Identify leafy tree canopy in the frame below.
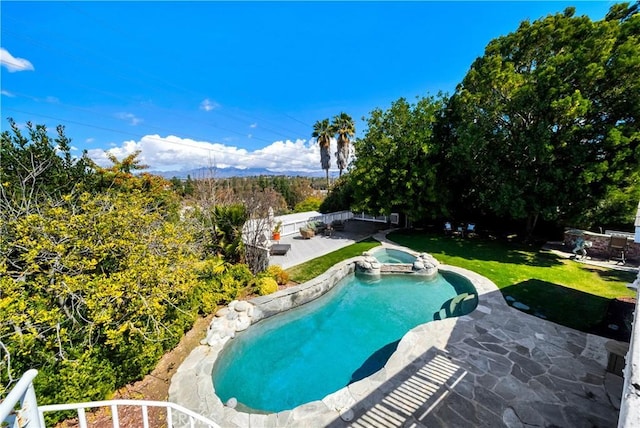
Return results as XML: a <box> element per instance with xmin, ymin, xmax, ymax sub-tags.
<box><xmin>1</xmin><ymin>118</ymin><xmax>94</xmax><ymax>209</ymax></box>
<box><xmin>443</xmin><ymin>3</ymin><xmax>639</xmax><ymax>233</ymax></box>
<box><xmin>349</xmin><ymin>95</ymin><xmax>447</xmax><ymax>221</ymax></box>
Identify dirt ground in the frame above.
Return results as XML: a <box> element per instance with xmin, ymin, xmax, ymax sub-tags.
<box><xmin>57</xmin><ymin>314</ymin><xmax>214</xmax><ymax>428</ymax></box>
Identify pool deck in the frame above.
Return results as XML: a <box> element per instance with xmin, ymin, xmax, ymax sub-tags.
<box><xmin>171</xmin><ymin>227</ymin><xmax>631</xmax><ymax>427</ymax></box>
<box><xmin>267</xmin><ymin>221</ymin><xmax>382</xmax><ymax>269</ymax></box>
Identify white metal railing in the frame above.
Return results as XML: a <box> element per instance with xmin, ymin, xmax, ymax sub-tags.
<box><xmin>352</xmin><ymin>212</ymin><xmax>389</xmax><ymax>223</ymax></box>
<box><xmin>39</xmin><ymin>399</ymin><xmax>220</xmax><ymax>428</ymax></box>
<box><xmin>0</xmin><ymin>369</ymin><xmax>39</xmax><ymax>427</ymax></box>
<box><xmin>618</xmin><ymin>271</ymin><xmax>640</xmax><ymax>428</ymax></box>
<box><xmin>1</xmin><ymin>370</ymin><xmax>220</xmax><ymax>428</ymax></box>
<box><xmin>308</xmin><ymin>210</ymin><xmax>354</xmax><ymax>227</ymax></box>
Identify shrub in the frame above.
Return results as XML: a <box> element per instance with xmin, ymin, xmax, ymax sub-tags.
<box><xmin>267</xmin><ymin>265</ymin><xmax>289</xmax><ymax>285</ymax></box>
<box><xmin>0</xmin><ymin>191</ymin><xmax>203</xmax><ymax>415</ymax></box>
<box><xmin>255</xmin><ymin>277</ymin><xmax>278</xmax><ymax>296</ymax></box>
<box><xmin>194</xmin><ymin>258</ymin><xmax>254</xmax><ymax>309</ymax></box>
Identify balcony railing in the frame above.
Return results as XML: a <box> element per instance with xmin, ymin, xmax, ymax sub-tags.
<box><xmin>1</xmin><ymin>369</ymin><xmax>220</xmax><ymax>428</ymax></box>
<box><xmin>618</xmin><ymin>272</ymin><xmax>640</xmax><ymax>428</ymax></box>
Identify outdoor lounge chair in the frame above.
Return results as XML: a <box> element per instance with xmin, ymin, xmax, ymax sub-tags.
<box><xmin>306</xmin><ymin>221</ymin><xmax>327</xmax><ymax>234</ymax></box>
<box><xmin>609</xmin><ymin>235</ymin><xmax>629</xmax><ymax>264</ymax></box>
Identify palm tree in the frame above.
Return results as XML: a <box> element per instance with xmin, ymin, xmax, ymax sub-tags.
<box><xmin>312</xmin><ymin>118</ymin><xmax>333</xmax><ymax>187</ymax></box>
<box><xmin>332</xmin><ymin>113</ymin><xmax>355</xmax><ymax>177</ymax></box>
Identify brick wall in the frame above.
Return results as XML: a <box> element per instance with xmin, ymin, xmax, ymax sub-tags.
<box><xmin>563</xmin><ymin>229</ymin><xmax>640</xmax><ymax>261</ymax></box>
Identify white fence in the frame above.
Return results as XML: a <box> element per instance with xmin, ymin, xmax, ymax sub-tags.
<box><xmin>308</xmin><ymin>211</ymin><xmax>354</xmax><ymax>226</ymax></box>
<box><xmin>277</xmin><ymin>210</ymin><xmax>394</xmax><ymax>236</ymax></box>
<box><xmin>280</xmin><ymin>218</ymin><xmax>318</xmax><ymax>237</ymax></box>
<box><xmin>278</xmin><ymin>211</ymin><xmax>354</xmax><ymax>237</ymax></box>
<box><xmin>1</xmin><ymin>369</ymin><xmax>220</xmax><ymax>428</ymax></box>
<box><xmin>352</xmin><ymin>212</ymin><xmax>391</xmax><ymax>223</ymax></box>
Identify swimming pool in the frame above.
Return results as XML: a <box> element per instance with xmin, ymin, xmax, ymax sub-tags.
<box><xmin>370</xmin><ymin>247</ymin><xmax>417</xmax><ymax>263</ymax></box>
<box><xmin>212</xmin><ymin>270</ymin><xmax>477</xmax><ymax>413</ymax></box>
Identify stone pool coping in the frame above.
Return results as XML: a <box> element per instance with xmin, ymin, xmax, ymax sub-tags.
<box><xmin>168</xmin><ymin>244</ymin><xmax>494</xmax><ymax>427</ymax></box>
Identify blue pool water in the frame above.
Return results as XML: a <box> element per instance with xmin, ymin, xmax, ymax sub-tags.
<box><xmin>212</xmin><ymin>270</ymin><xmax>476</xmax><ymax>413</ymax></box>
<box><xmin>371</xmin><ymin>247</ymin><xmax>417</xmax><ymax>263</ymax></box>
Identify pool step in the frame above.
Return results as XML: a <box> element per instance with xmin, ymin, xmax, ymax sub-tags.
<box><xmin>380</xmin><ymin>264</ymin><xmax>414</xmax><ymax>273</ymax></box>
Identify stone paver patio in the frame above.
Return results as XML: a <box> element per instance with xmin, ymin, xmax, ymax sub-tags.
<box><xmin>170</xmin><ymin>236</ymin><xmax>624</xmax><ymax>428</ymax></box>
<box><xmin>325</xmin><ymin>265</ymin><xmax>621</xmax><ymax>427</ymax></box>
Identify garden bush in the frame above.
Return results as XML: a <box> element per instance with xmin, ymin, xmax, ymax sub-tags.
<box><xmin>267</xmin><ymin>264</ymin><xmax>290</xmax><ymax>285</ymax></box>
<box><xmin>0</xmin><ymin>191</ymin><xmax>204</xmax><ymax>414</ymax></box>
<box><xmin>255</xmin><ymin>276</ymin><xmax>278</xmax><ymax>296</ymax></box>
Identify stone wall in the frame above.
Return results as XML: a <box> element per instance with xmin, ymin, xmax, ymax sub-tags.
<box><xmin>250</xmin><ymin>261</ymin><xmax>355</xmax><ymax>322</ymax></box>
<box><xmin>563</xmin><ymin>229</ymin><xmax>640</xmax><ymax>261</ymax></box>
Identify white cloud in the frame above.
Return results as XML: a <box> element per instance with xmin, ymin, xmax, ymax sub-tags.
<box><xmin>87</xmin><ymin>134</ymin><xmax>329</xmax><ymax>173</ymax></box>
<box><xmin>115</xmin><ymin>112</ymin><xmax>143</xmax><ymax>126</ymax></box>
<box><xmin>250</xmin><ymin>123</ymin><xmax>258</xmax><ymax>128</ymax></box>
<box><xmin>200</xmin><ymin>98</ymin><xmax>219</xmax><ymax>112</ymax></box>
<box><xmin>1</xmin><ymin>90</ymin><xmax>15</xmax><ymax>97</ymax></box>
<box><xmin>0</xmin><ymin>48</ymin><xmax>34</xmax><ymax>72</ymax></box>
<box><xmin>85</xmin><ymin>138</ymin><xmax>95</xmax><ymax>143</ymax></box>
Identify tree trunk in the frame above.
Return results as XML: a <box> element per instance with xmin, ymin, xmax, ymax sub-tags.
<box><xmin>525</xmin><ymin>212</ymin><xmax>539</xmax><ymax>242</ymax></box>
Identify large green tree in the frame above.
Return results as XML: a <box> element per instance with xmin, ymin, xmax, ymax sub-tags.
<box><xmin>332</xmin><ymin>112</ymin><xmax>355</xmax><ymax>177</ymax></box>
<box><xmin>349</xmin><ymin>95</ymin><xmax>447</xmax><ymax>222</ymax></box>
<box><xmin>312</xmin><ymin>118</ymin><xmax>333</xmax><ymax>187</ymax></box>
<box><xmin>445</xmin><ymin>4</ymin><xmax>640</xmax><ymax>234</ymax></box>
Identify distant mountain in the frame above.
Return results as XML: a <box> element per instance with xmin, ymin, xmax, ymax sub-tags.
<box><xmin>149</xmin><ymin>166</ymin><xmax>328</xmax><ymax>179</ymax></box>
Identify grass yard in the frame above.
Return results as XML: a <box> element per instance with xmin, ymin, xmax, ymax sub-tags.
<box><xmin>287</xmin><ymin>238</ymin><xmax>380</xmax><ymax>283</ymax></box>
<box><xmin>285</xmin><ymin>230</ymin><xmax>636</xmax><ymax>338</ymax></box>
<box><xmin>388</xmin><ymin>230</ymin><xmax>636</xmax><ymax>337</ymax></box>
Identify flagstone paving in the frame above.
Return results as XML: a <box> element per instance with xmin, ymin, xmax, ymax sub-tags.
<box><xmin>322</xmin><ymin>265</ymin><xmax>622</xmax><ymax>427</ymax></box>
<box><xmin>171</xmin><ymin>231</ymin><xmax>625</xmax><ymax>428</ymax></box>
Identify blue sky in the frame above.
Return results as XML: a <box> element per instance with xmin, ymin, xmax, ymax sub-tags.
<box><xmin>1</xmin><ymin>1</ymin><xmax>614</xmax><ymax>174</ymax></box>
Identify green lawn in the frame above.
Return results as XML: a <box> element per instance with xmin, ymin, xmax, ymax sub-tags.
<box><xmin>285</xmin><ymin>231</ymin><xmax>636</xmax><ymax>337</ymax></box>
<box><xmin>287</xmin><ymin>238</ymin><xmax>380</xmax><ymax>283</ymax></box>
<box><xmin>388</xmin><ymin>230</ymin><xmax>636</xmax><ymax>336</ymax></box>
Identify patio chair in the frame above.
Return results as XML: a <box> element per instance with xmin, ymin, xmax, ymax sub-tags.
<box><xmin>609</xmin><ymin>235</ymin><xmax>629</xmax><ymax>264</ymax></box>
<box><xmin>331</xmin><ymin>220</ymin><xmax>345</xmax><ymax>231</ymax></box>
<box><xmin>466</xmin><ymin>223</ymin><xmax>477</xmax><ymax>238</ymax></box>
<box><xmin>444</xmin><ymin>222</ymin><xmax>453</xmax><ymax>235</ymax></box>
